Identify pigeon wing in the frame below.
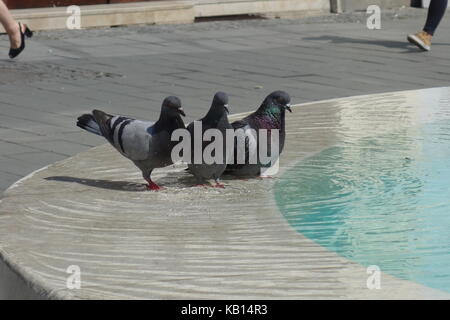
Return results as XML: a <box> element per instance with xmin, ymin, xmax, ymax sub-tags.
<box><xmin>91</xmin><ymin>110</ymin><xmax>155</xmax><ymax>160</ymax></box>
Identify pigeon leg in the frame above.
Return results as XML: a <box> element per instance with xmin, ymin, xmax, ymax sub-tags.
<box><xmin>143</xmin><ymin>172</ymin><xmax>161</xmax><ymax>191</ymax></box>
<box><xmin>213</xmin><ymin>177</ymin><xmax>225</xmax><ymax>188</ymax></box>
<box><xmin>193</xmin><ymin>177</ymin><xmax>208</xmax><ymax>188</ymax></box>
<box><xmin>146</xmin><ymin>180</ymin><xmax>161</xmax><ymax>191</ymax></box>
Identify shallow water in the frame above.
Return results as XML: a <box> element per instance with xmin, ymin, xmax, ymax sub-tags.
<box><xmin>275</xmin><ymin>100</ymin><xmax>450</xmax><ymax>293</ymax></box>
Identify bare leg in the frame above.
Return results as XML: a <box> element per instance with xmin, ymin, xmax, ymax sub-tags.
<box><xmin>0</xmin><ymin>1</ymin><xmax>22</xmax><ymax>49</ymax></box>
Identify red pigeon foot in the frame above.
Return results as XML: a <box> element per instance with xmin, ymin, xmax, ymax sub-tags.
<box><xmin>147</xmin><ymin>182</ymin><xmax>162</xmax><ymax>191</ymax></box>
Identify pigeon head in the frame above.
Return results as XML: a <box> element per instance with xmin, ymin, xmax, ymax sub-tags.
<box><xmin>264</xmin><ymin>91</ymin><xmax>292</xmax><ymax>113</ymax></box>
<box><xmin>204</xmin><ymin>91</ymin><xmax>230</xmax><ymax>123</ymax></box>
<box><xmin>211</xmin><ymin>91</ymin><xmax>230</xmax><ymax>114</ymax></box>
<box><xmin>162</xmin><ymin>96</ymin><xmax>185</xmax><ymax>117</ymax></box>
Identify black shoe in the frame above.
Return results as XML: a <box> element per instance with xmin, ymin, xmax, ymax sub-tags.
<box><xmin>9</xmin><ymin>22</ymin><xmax>33</xmax><ymax>59</ymax></box>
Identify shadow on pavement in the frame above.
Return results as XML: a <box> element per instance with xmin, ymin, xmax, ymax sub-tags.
<box><xmin>303</xmin><ymin>35</ymin><xmax>423</xmax><ymax>53</ymax></box>
<box><xmin>45</xmin><ymin>171</ymin><xmax>201</xmax><ymax>191</ymax></box>
<box><xmin>45</xmin><ymin>176</ymin><xmax>148</xmax><ymax>192</ymax></box>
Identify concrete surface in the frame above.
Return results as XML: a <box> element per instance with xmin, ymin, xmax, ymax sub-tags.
<box><xmin>1</xmin><ymin>1</ymin><xmax>195</xmax><ymax>32</ymax></box>
<box><xmin>1</xmin><ymin>7</ymin><xmax>450</xmax><ymax>194</ymax></box>
<box><xmin>332</xmin><ymin>0</ymin><xmax>410</xmax><ymax>13</ymax></box>
<box><xmin>0</xmin><ymin>0</ymin><xmax>331</xmax><ymax>32</ymax></box>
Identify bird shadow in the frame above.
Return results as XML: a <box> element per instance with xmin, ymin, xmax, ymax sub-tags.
<box><xmin>45</xmin><ymin>176</ymin><xmax>149</xmax><ymax>192</ymax></box>
<box><xmin>45</xmin><ymin>172</ymin><xmax>203</xmax><ymax>192</ymax></box>
<box><xmin>45</xmin><ymin>168</ymin><xmax>265</xmax><ymax>192</ymax></box>
<box><xmin>303</xmin><ymin>35</ymin><xmax>423</xmax><ymax>53</ymax></box>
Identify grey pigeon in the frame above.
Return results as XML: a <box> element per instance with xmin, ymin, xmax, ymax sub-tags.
<box><xmin>225</xmin><ymin>90</ymin><xmax>291</xmax><ymax>176</ymax></box>
<box><xmin>186</xmin><ymin>92</ymin><xmax>232</xmax><ymax>187</ymax></box>
<box><xmin>76</xmin><ymin>96</ymin><xmax>186</xmax><ymax>190</ymax></box>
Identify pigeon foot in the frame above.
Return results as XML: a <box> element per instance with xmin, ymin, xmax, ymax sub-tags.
<box><xmin>147</xmin><ymin>182</ymin><xmax>162</xmax><ymax>191</ymax></box>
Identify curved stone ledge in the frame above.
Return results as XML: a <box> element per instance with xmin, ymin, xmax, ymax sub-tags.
<box><xmin>1</xmin><ymin>89</ymin><xmax>450</xmax><ymax>299</ymax></box>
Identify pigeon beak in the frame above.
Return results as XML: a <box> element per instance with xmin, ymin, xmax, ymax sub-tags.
<box><xmin>224</xmin><ymin>104</ymin><xmax>230</xmax><ymax>114</ymax></box>
<box><xmin>178</xmin><ymin>107</ymin><xmax>186</xmax><ymax>117</ymax></box>
<box><xmin>285</xmin><ymin>104</ymin><xmax>292</xmax><ymax>113</ymax></box>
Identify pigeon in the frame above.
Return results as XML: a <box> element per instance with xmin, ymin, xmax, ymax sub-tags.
<box><xmin>76</xmin><ymin>96</ymin><xmax>186</xmax><ymax>190</ymax></box>
<box><xmin>186</xmin><ymin>92</ymin><xmax>232</xmax><ymax>187</ymax></box>
<box><xmin>225</xmin><ymin>90</ymin><xmax>291</xmax><ymax>176</ymax></box>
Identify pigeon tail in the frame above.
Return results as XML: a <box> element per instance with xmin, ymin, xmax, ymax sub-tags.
<box><xmin>92</xmin><ymin>109</ymin><xmax>115</xmax><ymax>143</ymax></box>
<box><xmin>77</xmin><ymin>114</ymin><xmax>102</xmax><ymax>136</ymax></box>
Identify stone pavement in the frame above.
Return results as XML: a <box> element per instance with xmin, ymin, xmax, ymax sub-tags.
<box><xmin>1</xmin><ymin>7</ymin><xmax>450</xmax><ymax>193</ymax></box>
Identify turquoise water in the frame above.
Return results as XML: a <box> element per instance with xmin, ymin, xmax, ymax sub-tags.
<box><xmin>275</xmin><ymin>120</ymin><xmax>450</xmax><ymax>293</ymax></box>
